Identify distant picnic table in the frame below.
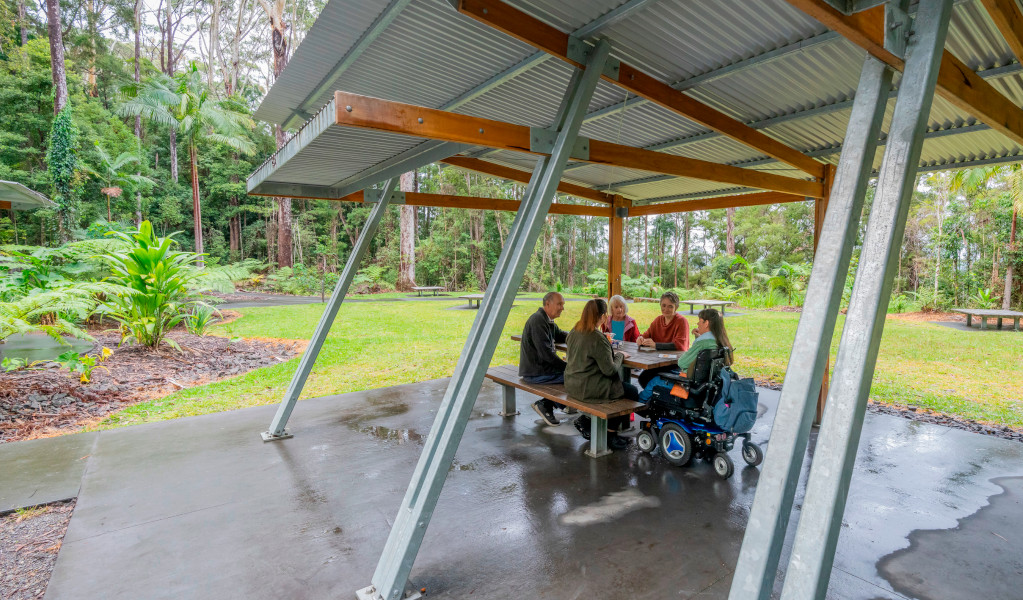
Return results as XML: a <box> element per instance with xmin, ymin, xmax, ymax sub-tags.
<box><xmin>412</xmin><ymin>286</ymin><xmax>445</xmax><ymax>296</ymax></box>
<box><xmin>460</xmin><ymin>293</ymin><xmax>484</xmax><ymax>308</ymax></box>
<box><xmin>681</xmin><ymin>299</ymin><xmax>736</xmax><ymax>316</ymax></box>
<box><xmin>952</xmin><ymin>308</ymin><xmax>1023</xmax><ymax>331</ymax></box>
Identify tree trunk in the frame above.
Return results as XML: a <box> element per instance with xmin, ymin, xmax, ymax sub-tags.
<box><xmin>19</xmin><ymin>0</ymin><xmax>27</xmax><ymax>46</ymax></box>
<box><xmin>268</xmin><ymin>7</ymin><xmax>292</xmax><ymax>268</ymax></box>
<box><xmin>567</xmin><ymin>227</ymin><xmax>576</xmax><ymax>289</ymax></box>
<box><xmin>470</xmin><ymin>211</ymin><xmax>486</xmax><ymax>290</ymax></box>
<box><xmin>47</xmin><ymin>0</ymin><xmax>68</xmax><ymax>114</ymax></box>
<box><xmin>396</xmin><ymin>170</ymin><xmax>417</xmax><ymax>290</ymax></box>
<box><xmin>624</xmin><ymin>218</ymin><xmax>630</xmax><ymax>277</ymax></box>
<box><xmin>190</xmin><ymin>144</ymin><xmax>205</xmax><ymax>264</ymax></box>
<box><xmin>683</xmin><ymin>213</ymin><xmax>690</xmax><ymax>288</ymax></box>
<box><xmin>134</xmin><ymin>1</ymin><xmax>143</xmax><ymax>225</ymax></box>
<box><xmin>266</xmin><ymin>199</ymin><xmax>277</xmax><ymax>266</ymax></box>
<box><xmin>208</xmin><ymin>0</ymin><xmax>222</xmax><ymax>89</ymax></box>
<box><xmin>726</xmin><ymin>207</ymin><xmax>736</xmax><ymax>255</ymax></box>
<box><xmin>643</xmin><ymin>216</ymin><xmax>649</xmax><ymax>277</ymax></box>
<box><xmin>229</xmin><ymin>154</ymin><xmax>241</xmax><ymax>257</ymax></box>
<box><xmin>86</xmin><ymin>0</ymin><xmax>98</xmax><ymax>97</ymax></box>
<box><xmin>1005</xmin><ymin>208</ymin><xmax>1017</xmax><ymax>309</ymax></box>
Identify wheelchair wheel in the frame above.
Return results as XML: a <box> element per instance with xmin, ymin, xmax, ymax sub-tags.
<box><xmin>637</xmin><ymin>429</ymin><xmax>657</xmax><ymax>453</ymax></box>
<box><xmin>659</xmin><ymin>423</ymin><xmax>692</xmax><ymax>466</ymax></box>
<box><xmin>713</xmin><ymin>453</ymin><xmax>734</xmax><ymax>479</ymax></box>
<box><xmin>742</xmin><ymin>442</ymin><xmax>763</xmax><ymax>467</ymax></box>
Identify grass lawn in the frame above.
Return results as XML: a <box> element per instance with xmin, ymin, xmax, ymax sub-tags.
<box><xmin>96</xmin><ymin>301</ymin><xmax>1023</xmax><ymax>430</ymax></box>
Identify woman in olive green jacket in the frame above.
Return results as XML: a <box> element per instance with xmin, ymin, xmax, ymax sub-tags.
<box><xmin>565</xmin><ymin>299</ymin><xmax>640</xmax><ymax>448</ymax></box>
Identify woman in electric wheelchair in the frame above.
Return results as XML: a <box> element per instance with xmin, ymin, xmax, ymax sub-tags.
<box><xmin>636</xmin><ymin>308</ymin><xmax>763</xmax><ymax>479</ymax></box>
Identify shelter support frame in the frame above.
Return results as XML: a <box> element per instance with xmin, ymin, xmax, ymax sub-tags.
<box><xmin>730</xmin><ymin>1</ymin><xmax>950</xmax><ymax>597</ymax></box>
<box><xmin>356</xmin><ymin>39</ymin><xmax>612</xmax><ymax>600</ymax></box>
<box><xmin>261</xmin><ymin>180</ymin><xmax>399</xmax><ymax>441</ymax></box>
<box><xmin>727</xmin><ymin>33</ymin><xmax>898</xmax><ymax>600</ymax></box>
<box><xmin>779</xmin><ymin>0</ymin><xmax>953</xmax><ymax>597</ymax></box>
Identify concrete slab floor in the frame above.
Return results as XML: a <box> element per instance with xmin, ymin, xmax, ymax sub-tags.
<box><xmin>1</xmin><ymin>432</ymin><xmax>98</xmax><ymax>512</ymax></box>
<box><xmin>1</xmin><ymin>378</ymin><xmax>1018</xmax><ymax>599</ymax></box>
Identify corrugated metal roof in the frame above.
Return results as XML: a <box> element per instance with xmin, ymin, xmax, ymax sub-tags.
<box><xmin>249</xmin><ymin>0</ymin><xmax>1023</xmax><ymax>204</ymax></box>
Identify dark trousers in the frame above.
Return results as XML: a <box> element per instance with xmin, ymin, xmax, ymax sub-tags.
<box><xmin>523</xmin><ymin>373</ymin><xmax>565</xmax><ymax>411</ymax></box>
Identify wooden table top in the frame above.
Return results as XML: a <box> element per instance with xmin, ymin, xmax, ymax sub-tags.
<box><xmin>952</xmin><ymin>308</ymin><xmax>1023</xmax><ymax>317</ymax></box>
<box><xmin>510</xmin><ymin>335</ymin><xmax>678</xmax><ymax>370</ymax></box>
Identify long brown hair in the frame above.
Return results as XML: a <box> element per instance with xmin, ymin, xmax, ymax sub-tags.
<box><xmin>699</xmin><ymin>308</ymin><xmax>733</xmax><ymax>365</ymax></box>
<box><xmin>574</xmin><ymin>298</ymin><xmax>608</xmax><ymax>333</ymax></box>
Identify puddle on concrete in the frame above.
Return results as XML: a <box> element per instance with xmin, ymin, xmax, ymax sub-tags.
<box><xmin>357</xmin><ymin>425</ymin><xmax>423</xmax><ymax>445</ymax></box>
<box><xmin>877</xmin><ymin>476</ymin><xmax>1023</xmax><ymax>600</ymax></box>
<box><xmin>559</xmin><ymin>488</ymin><xmax>661</xmax><ymax>526</ymax></box>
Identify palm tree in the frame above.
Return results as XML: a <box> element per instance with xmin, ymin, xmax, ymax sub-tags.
<box><xmin>87</xmin><ymin>143</ymin><xmax>153</xmax><ymax>222</ymax></box>
<box><xmin>118</xmin><ymin>63</ymin><xmax>254</xmax><ymax>264</ymax></box>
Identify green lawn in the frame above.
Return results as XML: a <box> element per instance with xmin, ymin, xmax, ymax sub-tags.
<box><xmin>95</xmin><ymin>301</ymin><xmax>1023</xmax><ymax>430</ymax></box>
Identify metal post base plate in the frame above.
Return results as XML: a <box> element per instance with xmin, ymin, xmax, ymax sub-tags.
<box><xmin>498</xmin><ymin>410</ymin><xmax>520</xmax><ymax>417</ymax></box>
<box><xmin>356</xmin><ymin>585</ymin><xmax>423</xmax><ymax>600</ymax></box>
<box><xmin>584</xmin><ymin>447</ymin><xmax>613</xmax><ymax>459</ymax></box>
<box><xmin>260</xmin><ymin>430</ymin><xmax>293</xmax><ymax>442</ymax></box>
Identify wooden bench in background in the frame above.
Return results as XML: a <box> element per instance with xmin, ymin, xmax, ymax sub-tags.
<box><xmin>485</xmin><ymin>365</ymin><xmax>642</xmax><ymax>458</ymax></box>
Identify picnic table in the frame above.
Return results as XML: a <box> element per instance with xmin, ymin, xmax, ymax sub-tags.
<box><xmin>412</xmin><ymin>286</ymin><xmax>445</xmax><ymax>296</ymax></box>
<box><xmin>510</xmin><ymin>335</ymin><xmax>678</xmax><ymax>380</ymax></box>
<box><xmin>681</xmin><ymin>299</ymin><xmax>736</xmax><ymax>316</ymax></box>
<box><xmin>952</xmin><ymin>308</ymin><xmax>1023</xmax><ymax>331</ymax></box>
<box><xmin>460</xmin><ymin>293</ymin><xmax>484</xmax><ymax>308</ymax></box>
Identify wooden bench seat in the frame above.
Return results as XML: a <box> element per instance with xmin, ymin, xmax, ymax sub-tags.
<box><xmin>485</xmin><ymin>365</ymin><xmax>642</xmax><ymax>458</ymax></box>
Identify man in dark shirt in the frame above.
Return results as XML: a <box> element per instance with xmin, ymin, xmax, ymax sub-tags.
<box><xmin>519</xmin><ymin>291</ymin><xmax>568</xmax><ymax>426</ymax></box>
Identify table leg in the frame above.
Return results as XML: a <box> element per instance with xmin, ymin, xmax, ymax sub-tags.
<box><xmin>1015</xmin><ymin>318</ymin><xmax>1020</xmax><ymax>332</ymax></box>
<box><xmin>997</xmin><ymin>317</ymin><xmax>1003</xmax><ymax>330</ymax></box>
<box><xmin>499</xmin><ymin>385</ymin><xmax>519</xmax><ymax>416</ymax></box>
<box><xmin>981</xmin><ymin>317</ymin><xmax>988</xmax><ymax>330</ymax></box>
<box><xmin>585</xmin><ymin>416</ymin><xmax>611</xmax><ymax>458</ymax></box>
<box><xmin>690</xmin><ymin>304</ymin><xmax>695</xmax><ymax>315</ymax></box>
<box><xmin>966</xmin><ymin>314</ymin><xmax>972</xmax><ymax>328</ymax></box>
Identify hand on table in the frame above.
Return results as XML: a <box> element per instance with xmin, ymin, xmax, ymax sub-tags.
<box><xmin>636</xmin><ymin>337</ymin><xmax>656</xmax><ymax>348</ymax></box>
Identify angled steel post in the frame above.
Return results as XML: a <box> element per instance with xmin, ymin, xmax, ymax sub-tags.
<box><xmin>357</xmin><ymin>40</ymin><xmax>611</xmax><ymax>600</ymax></box>
<box><xmin>779</xmin><ymin>2</ymin><xmax>953</xmax><ymax>597</ymax></box>
<box><xmin>261</xmin><ymin>179</ymin><xmax>399</xmax><ymax>441</ymax></box>
<box><xmin>728</xmin><ymin>57</ymin><xmax>895</xmax><ymax>600</ymax></box>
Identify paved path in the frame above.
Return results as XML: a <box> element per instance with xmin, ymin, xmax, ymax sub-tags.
<box><xmin>3</xmin><ymin>380</ymin><xmax>1021</xmax><ymax>599</ymax></box>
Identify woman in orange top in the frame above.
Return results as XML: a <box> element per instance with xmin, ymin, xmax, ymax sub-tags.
<box><xmin>635</xmin><ymin>291</ymin><xmax>691</xmax><ymax>388</ymax></box>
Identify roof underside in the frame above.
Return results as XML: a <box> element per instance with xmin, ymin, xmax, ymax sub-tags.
<box><xmin>248</xmin><ymin>0</ymin><xmax>1023</xmax><ymax>206</ymax></box>
<box><xmin>0</xmin><ymin>181</ymin><xmax>55</xmax><ymax>210</ymax></box>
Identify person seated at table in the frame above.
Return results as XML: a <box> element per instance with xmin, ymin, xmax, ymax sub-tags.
<box><xmin>600</xmin><ymin>294</ymin><xmax>638</xmax><ymax>343</ymax></box>
<box><xmin>519</xmin><ymin>291</ymin><xmax>569</xmax><ymax>426</ymax></box>
<box><xmin>635</xmin><ymin>291</ymin><xmax>691</xmax><ymax>389</ymax></box>
<box><xmin>639</xmin><ymin>308</ymin><xmax>733</xmax><ymax>402</ymax></box>
<box><xmin>565</xmin><ymin>298</ymin><xmax>639</xmax><ymax>450</ymax></box>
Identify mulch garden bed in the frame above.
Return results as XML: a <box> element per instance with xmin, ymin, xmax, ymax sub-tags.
<box><xmin>0</xmin><ymin>500</ymin><xmax>75</xmax><ymax>600</ymax></box>
<box><xmin>0</xmin><ymin>330</ymin><xmax>302</xmax><ymax>444</ymax></box>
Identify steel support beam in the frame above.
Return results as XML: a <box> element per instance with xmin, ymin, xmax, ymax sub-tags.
<box><xmin>260</xmin><ymin>180</ymin><xmax>399</xmax><ymax>441</ymax></box>
<box><xmin>356</xmin><ymin>40</ymin><xmax>611</xmax><ymax>600</ymax></box>
<box><xmin>727</xmin><ymin>55</ymin><xmax>895</xmax><ymax>600</ymax></box>
<box><xmin>779</xmin><ymin>2</ymin><xmax>951</xmax><ymax>598</ymax></box>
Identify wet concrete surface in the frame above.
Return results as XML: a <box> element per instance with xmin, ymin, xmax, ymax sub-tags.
<box><xmin>2</xmin><ymin>378</ymin><xmax>1020</xmax><ymax>599</ymax></box>
<box><xmin>1</xmin><ymin>432</ymin><xmax>97</xmax><ymax>512</ymax></box>
<box><xmin>0</xmin><ymin>333</ymin><xmax>94</xmax><ymax>362</ymax></box>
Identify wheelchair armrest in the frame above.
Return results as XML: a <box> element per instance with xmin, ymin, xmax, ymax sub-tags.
<box><xmin>660</xmin><ymin>372</ymin><xmax>688</xmax><ymax>384</ymax></box>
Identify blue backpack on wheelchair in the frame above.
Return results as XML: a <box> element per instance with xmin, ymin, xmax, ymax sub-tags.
<box><xmin>713</xmin><ymin>367</ymin><xmax>759</xmax><ymax>434</ymax></box>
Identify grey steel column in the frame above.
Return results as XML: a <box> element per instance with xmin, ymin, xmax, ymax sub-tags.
<box><xmin>261</xmin><ymin>180</ymin><xmax>398</xmax><ymax>441</ymax></box>
<box><xmin>356</xmin><ymin>40</ymin><xmax>611</xmax><ymax>600</ymax></box>
<box><xmin>728</xmin><ymin>58</ymin><xmax>895</xmax><ymax>600</ymax></box>
<box><xmin>779</xmin><ymin>2</ymin><xmax>952</xmax><ymax>598</ymax></box>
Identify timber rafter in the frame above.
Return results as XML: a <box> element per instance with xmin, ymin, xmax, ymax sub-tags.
<box><xmin>334</xmin><ymin>91</ymin><xmax>826</xmax><ymax>198</ymax></box>
<box><xmin>453</xmin><ymin>0</ymin><xmax>826</xmax><ymax>180</ymax></box>
<box><xmin>786</xmin><ymin>0</ymin><xmax>1023</xmax><ymax>147</ymax></box>
<box><xmin>440</xmin><ymin>156</ymin><xmax>616</xmax><ymax>204</ymax></box>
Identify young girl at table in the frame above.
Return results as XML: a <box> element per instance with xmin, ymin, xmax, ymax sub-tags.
<box><xmin>634</xmin><ymin>291</ymin><xmax>691</xmax><ymax>389</ymax></box>
<box><xmin>565</xmin><ymin>298</ymin><xmax>639</xmax><ymax>450</ymax></box>
<box><xmin>600</xmin><ymin>294</ymin><xmax>639</xmax><ymax>343</ymax></box>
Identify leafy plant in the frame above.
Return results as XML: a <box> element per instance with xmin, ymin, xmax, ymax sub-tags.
<box><xmin>0</xmin><ymin>282</ymin><xmax>130</xmax><ymax>343</ymax></box>
<box><xmin>185</xmin><ymin>303</ymin><xmax>221</xmax><ymax>336</ymax></box>
<box><xmin>2</xmin><ymin>357</ymin><xmax>28</xmax><ymax>372</ymax></box>
<box><xmin>767</xmin><ymin>261</ymin><xmax>810</xmax><ymax>306</ymax></box>
<box><xmin>585</xmin><ymin>268</ymin><xmax>608</xmax><ymax>296</ymax></box>
<box><xmin>100</xmin><ymin>221</ymin><xmax>203</xmax><ymax>349</ymax></box>
<box><xmin>970</xmin><ymin>288</ymin><xmax>998</xmax><ymax>309</ymax></box>
<box><xmin>56</xmin><ymin>350</ymin><xmax>109</xmax><ymax>383</ymax></box>
<box><xmin>888</xmin><ymin>293</ymin><xmax>911</xmax><ymax>314</ymax></box>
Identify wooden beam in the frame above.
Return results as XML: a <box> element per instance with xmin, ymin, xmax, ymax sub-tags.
<box><xmin>608</xmin><ymin>195</ymin><xmax>625</xmax><ymax>297</ymax></box>
<box><xmin>980</xmin><ymin>0</ymin><xmax>1023</xmax><ymax>63</ymax></box>
<box><xmin>454</xmin><ymin>0</ymin><xmax>826</xmax><ymax>179</ymax></box>
<box><xmin>0</xmin><ymin>201</ymin><xmax>10</xmax><ymax>210</ymax></box>
<box><xmin>261</xmin><ymin>188</ymin><xmax>609</xmax><ymax>216</ymax></box>
<box><xmin>440</xmin><ymin>156</ymin><xmax>613</xmax><ymax>203</ymax></box>
<box><xmin>813</xmin><ymin>163</ymin><xmax>835</xmax><ymax>426</ymax></box>
<box><xmin>626</xmin><ymin>191</ymin><xmax>805</xmax><ymax>216</ymax></box>
<box><xmin>786</xmin><ymin>0</ymin><xmax>1023</xmax><ymax>147</ymax></box>
<box><xmin>335</xmin><ymin>91</ymin><xmax>826</xmax><ymax>198</ymax></box>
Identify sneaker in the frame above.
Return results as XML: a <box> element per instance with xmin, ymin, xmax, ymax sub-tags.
<box><xmin>574</xmin><ymin>414</ymin><xmax>591</xmax><ymax>439</ymax></box>
<box><xmin>532</xmin><ymin>401</ymin><xmax>559</xmax><ymax>426</ymax></box>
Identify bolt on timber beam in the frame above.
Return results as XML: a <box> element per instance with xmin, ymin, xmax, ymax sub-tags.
<box><xmin>260</xmin><ymin>179</ymin><xmax>399</xmax><ymax>441</ymax></box>
<box><xmin>727</xmin><ymin>52</ymin><xmax>895</xmax><ymax>600</ymax></box>
<box><xmin>779</xmin><ymin>1</ymin><xmax>952</xmax><ymax>597</ymax></box>
<box><xmin>355</xmin><ymin>40</ymin><xmax>612</xmax><ymax>600</ymax></box>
